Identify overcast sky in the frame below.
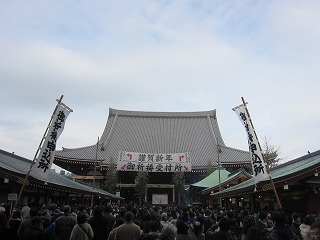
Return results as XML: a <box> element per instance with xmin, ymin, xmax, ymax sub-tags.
<box><xmin>1</xmin><ymin>1</ymin><xmax>319</xmax><ymax>172</ymax></box>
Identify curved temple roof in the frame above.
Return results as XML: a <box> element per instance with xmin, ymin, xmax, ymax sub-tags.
<box><xmin>212</xmin><ymin>150</ymin><xmax>320</xmax><ymax>198</ymax></box>
<box><xmin>55</xmin><ymin>108</ymin><xmax>251</xmax><ymax>169</ymax></box>
<box><xmin>0</xmin><ymin>149</ymin><xmax>123</xmax><ymax>200</ymax></box>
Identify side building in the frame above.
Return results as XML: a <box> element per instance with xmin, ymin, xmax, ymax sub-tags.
<box><xmin>54</xmin><ymin>108</ymin><xmax>251</xmax><ymax>205</ymax></box>
<box><xmin>0</xmin><ymin>149</ymin><xmax>123</xmax><ymax>209</ymax></box>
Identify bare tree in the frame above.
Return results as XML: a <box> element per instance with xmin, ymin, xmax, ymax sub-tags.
<box><xmin>262</xmin><ymin>135</ymin><xmax>281</xmax><ymax>168</ymax></box>
<box><xmin>134</xmin><ymin>171</ymin><xmax>149</xmax><ymax>206</ymax></box>
<box><xmin>101</xmin><ymin>157</ymin><xmax>117</xmax><ymax>194</ymax></box>
<box><xmin>206</xmin><ymin>160</ymin><xmax>215</xmax><ymax>176</ymax></box>
<box><xmin>172</xmin><ymin>171</ymin><xmax>185</xmax><ymax>205</ymax></box>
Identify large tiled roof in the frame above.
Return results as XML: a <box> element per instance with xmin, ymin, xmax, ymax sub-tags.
<box><xmin>55</xmin><ymin>108</ymin><xmax>251</xmax><ymax>169</ymax></box>
<box><xmin>0</xmin><ymin>149</ymin><xmax>123</xmax><ymax>200</ymax></box>
<box><xmin>212</xmin><ymin>150</ymin><xmax>320</xmax><ymax>198</ymax></box>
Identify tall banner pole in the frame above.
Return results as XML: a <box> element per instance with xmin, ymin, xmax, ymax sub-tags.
<box><xmin>12</xmin><ymin>95</ymin><xmax>72</xmax><ymax>214</ymax></box>
<box><xmin>91</xmin><ymin>136</ymin><xmax>99</xmax><ymax>210</ymax></box>
<box><xmin>233</xmin><ymin>97</ymin><xmax>282</xmax><ymax>210</ymax></box>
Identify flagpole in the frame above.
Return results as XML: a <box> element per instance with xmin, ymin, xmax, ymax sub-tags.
<box><xmin>241</xmin><ymin>97</ymin><xmax>282</xmax><ymax>210</ymax></box>
<box><xmin>91</xmin><ymin>136</ymin><xmax>99</xmax><ymax>211</ymax></box>
<box><xmin>217</xmin><ymin>145</ymin><xmax>222</xmax><ymax>209</ymax></box>
<box><xmin>12</xmin><ymin>95</ymin><xmax>64</xmax><ymax>215</ymax></box>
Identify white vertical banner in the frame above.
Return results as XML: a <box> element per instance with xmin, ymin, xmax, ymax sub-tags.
<box><xmin>233</xmin><ymin>104</ymin><xmax>269</xmax><ymax>185</ymax></box>
<box><xmin>33</xmin><ymin>103</ymin><xmax>71</xmax><ymax>180</ymax></box>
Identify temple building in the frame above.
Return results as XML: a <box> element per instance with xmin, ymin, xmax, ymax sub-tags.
<box><xmin>54</xmin><ymin>108</ymin><xmax>251</xmax><ymax>205</ymax></box>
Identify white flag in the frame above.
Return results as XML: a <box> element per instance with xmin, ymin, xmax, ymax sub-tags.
<box><xmin>33</xmin><ymin>103</ymin><xmax>71</xmax><ymax>180</ymax></box>
<box><xmin>233</xmin><ymin>104</ymin><xmax>269</xmax><ymax>184</ymax></box>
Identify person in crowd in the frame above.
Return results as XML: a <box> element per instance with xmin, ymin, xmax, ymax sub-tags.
<box><xmin>246</xmin><ymin>226</ymin><xmax>263</xmax><ymax>240</ymax></box>
<box><xmin>147</xmin><ymin>221</ymin><xmax>161</xmax><ymax>239</ymax></box>
<box><xmin>21</xmin><ymin>204</ymin><xmax>30</xmax><ymax>221</ymax></box>
<box><xmin>205</xmin><ymin>217</ymin><xmax>219</xmax><ymax>239</ymax></box>
<box><xmin>108</xmin><ymin>217</ymin><xmax>125</xmax><ymax>240</ymax></box>
<box><xmin>114</xmin><ymin>211</ymin><xmax>142</xmax><ymax>240</ymax></box>
<box><xmin>203</xmin><ymin>209</ymin><xmax>215</xmax><ymax>234</ymax></box>
<box><xmin>0</xmin><ymin>211</ymin><xmax>12</xmax><ymax>240</ymax></box>
<box><xmin>0</xmin><ymin>202</ymin><xmax>6</xmax><ymax>213</ymax></box>
<box><xmin>9</xmin><ymin>208</ymin><xmax>22</xmax><ymax>240</ymax></box>
<box><xmin>187</xmin><ymin>210</ymin><xmax>196</xmax><ymax>225</ymax></box>
<box><xmin>88</xmin><ymin>206</ymin><xmax>109</xmax><ymax>240</ymax></box>
<box><xmin>69</xmin><ymin>212</ymin><xmax>94</xmax><ymax>240</ymax></box>
<box><xmin>309</xmin><ymin>221</ymin><xmax>320</xmax><ymax>240</ymax></box>
<box><xmin>315</xmin><ymin>213</ymin><xmax>320</xmax><ymax>224</ymax></box>
<box><xmin>21</xmin><ymin>216</ymin><xmax>54</xmax><ymax>240</ymax></box>
<box><xmin>54</xmin><ymin>205</ymin><xmax>76</xmax><ymax>240</ymax></box>
<box><xmin>40</xmin><ymin>203</ymin><xmax>46</xmax><ymax>212</ymax></box>
<box><xmin>176</xmin><ymin>219</ymin><xmax>192</xmax><ymax>240</ymax></box>
<box><xmin>47</xmin><ymin>210</ymin><xmax>63</xmax><ymax>240</ymax></box>
<box><xmin>226</xmin><ymin>210</ymin><xmax>239</xmax><ymax>237</ymax></box>
<box><xmin>299</xmin><ymin>214</ymin><xmax>315</xmax><ymax>240</ymax></box>
<box><xmin>268</xmin><ymin>211</ymin><xmax>299</xmax><ymax>240</ymax></box>
<box><xmin>156</xmin><ymin>222</ymin><xmax>177</xmax><ymax>240</ymax></box>
<box><xmin>170</xmin><ymin>209</ymin><xmax>179</xmax><ymax>227</ymax></box>
<box><xmin>255</xmin><ymin>211</ymin><xmax>270</xmax><ymax>240</ymax></box>
<box><xmin>131</xmin><ymin>206</ymin><xmax>144</xmax><ymax>229</ymax></box>
<box><xmin>41</xmin><ymin>209</ymin><xmax>52</xmax><ymax>229</ymax></box>
<box><xmin>160</xmin><ymin>212</ymin><xmax>169</xmax><ymax>231</ymax></box>
<box><xmin>17</xmin><ymin>206</ymin><xmax>39</xmax><ymax>240</ymax></box>
<box><xmin>140</xmin><ymin>220</ymin><xmax>161</xmax><ymax>240</ymax></box>
<box><xmin>142</xmin><ymin>210</ymin><xmax>153</xmax><ymax>233</ymax></box>
<box><xmin>104</xmin><ymin>205</ymin><xmax>116</xmax><ymax>237</ymax></box>
<box><xmin>240</xmin><ymin>209</ymin><xmax>255</xmax><ymax>240</ymax></box>
<box><xmin>75</xmin><ymin>204</ymin><xmax>88</xmax><ymax>215</ymax></box>
<box><xmin>189</xmin><ymin>215</ymin><xmax>205</xmax><ymax>240</ymax></box>
<box><xmin>207</xmin><ymin>217</ymin><xmax>237</xmax><ymax>240</ymax></box>
<box><xmin>291</xmin><ymin>212</ymin><xmax>302</xmax><ymax>238</ymax></box>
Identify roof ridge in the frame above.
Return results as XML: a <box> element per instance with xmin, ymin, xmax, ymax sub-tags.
<box><xmin>272</xmin><ymin>149</ymin><xmax>320</xmax><ymax>170</ymax></box>
<box><xmin>0</xmin><ymin>149</ymin><xmax>32</xmax><ymax>163</ymax></box>
<box><xmin>61</xmin><ymin>144</ymin><xmax>96</xmax><ymax>152</ymax></box>
<box><xmin>220</xmin><ymin>145</ymin><xmax>249</xmax><ymax>154</ymax></box>
<box><xmin>109</xmin><ymin>108</ymin><xmax>216</xmax><ymax>118</ymax></box>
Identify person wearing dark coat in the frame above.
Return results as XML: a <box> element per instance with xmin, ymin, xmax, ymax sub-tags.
<box><xmin>21</xmin><ymin>216</ymin><xmax>54</xmax><ymax>240</ymax></box>
<box><xmin>9</xmin><ymin>209</ymin><xmax>22</xmax><ymax>240</ymax></box>
<box><xmin>54</xmin><ymin>205</ymin><xmax>76</xmax><ymax>240</ymax></box>
<box><xmin>207</xmin><ymin>217</ymin><xmax>237</xmax><ymax>240</ymax></box>
<box><xmin>88</xmin><ymin>206</ymin><xmax>109</xmax><ymax>240</ymax></box>
<box><xmin>104</xmin><ymin>205</ymin><xmax>116</xmax><ymax>237</ymax></box>
<box><xmin>268</xmin><ymin>211</ymin><xmax>299</xmax><ymax>240</ymax></box>
<box><xmin>17</xmin><ymin>207</ymin><xmax>39</xmax><ymax>240</ymax></box>
<box><xmin>0</xmin><ymin>212</ymin><xmax>13</xmax><ymax>240</ymax></box>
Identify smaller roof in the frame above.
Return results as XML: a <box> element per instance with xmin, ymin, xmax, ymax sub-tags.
<box><xmin>73</xmin><ymin>176</ymin><xmax>105</xmax><ymax>180</ymax></box>
<box><xmin>0</xmin><ymin>149</ymin><xmax>123</xmax><ymax>200</ymax></box>
<box><xmin>212</xmin><ymin>150</ymin><xmax>320</xmax><ymax>198</ymax></box>
<box><xmin>190</xmin><ymin>167</ymin><xmax>230</xmax><ymax>188</ymax></box>
<box><xmin>202</xmin><ymin>167</ymin><xmax>252</xmax><ymax>194</ymax></box>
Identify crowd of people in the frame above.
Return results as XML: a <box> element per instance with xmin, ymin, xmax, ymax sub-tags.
<box><xmin>0</xmin><ymin>202</ymin><xmax>320</xmax><ymax>240</ymax></box>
